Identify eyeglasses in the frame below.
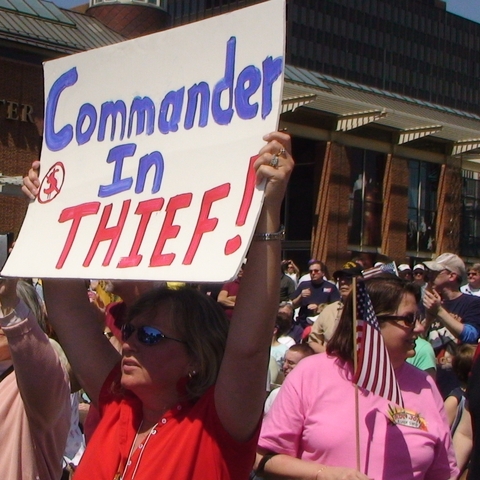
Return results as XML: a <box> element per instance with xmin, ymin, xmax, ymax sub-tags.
<box><xmin>121</xmin><ymin>323</ymin><xmax>186</xmax><ymax>346</ymax></box>
<box><xmin>377</xmin><ymin>313</ymin><xmax>420</xmax><ymax>327</ymax></box>
<box><xmin>309</xmin><ymin>269</ymin><xmax>321</xmax><ymax>273</ymax></box>
<box><xmin>468</xmin><ymin>272</ymin><xmax>478</xmax><ymax>277</ymax></box>
<box><xmin>426</xmin><ymin>268</ymin><xmax>449</xmax><ymax>277</ymax></box>
<box><xmin>337</xmin><ymin>277</ymin><xmax>353</xmax><ymax>284</ymax></box>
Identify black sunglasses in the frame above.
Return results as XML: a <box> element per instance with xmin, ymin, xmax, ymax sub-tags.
<box><xmin>121</xmin><ymin>323</ymin><xmax>186</xmax><ymax>346</ymax></box>
<box><xmin>377</xmin><ymin>313</ymin><xmax>420</xmax><ymax>327</ymax></box>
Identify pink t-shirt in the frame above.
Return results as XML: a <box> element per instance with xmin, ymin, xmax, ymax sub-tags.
<box><xmin>259</xmin><ymin>354</ymin><xmax>458</xmax><ymax>480</ymax></box>
<box><xmin>0</xmin><ymin>306</ymin><xmax>71</xmax><ymax>480</ymax></box>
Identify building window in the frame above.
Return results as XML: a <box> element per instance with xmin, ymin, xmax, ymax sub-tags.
<box><xmin>461</xmin><ymin>170</ymin><xmax>480</xmax><ymax>258</ymax></box>
<box><xmin>407</xmin><ymin>160</ymin><xmax>439</xmax><ymax>253</ymax></box>
<box><xmin>346</xmin><ymin>147</ymin><xmax>386</xmax><ymax>248</ymax></box>
<box><xmin>281</xmin><ymin>137</ymin><xmax>326</xmax><ymax>270</ymax></box>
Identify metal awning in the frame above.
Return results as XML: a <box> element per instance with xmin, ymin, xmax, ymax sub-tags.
<box><xmin>0</xmin><ymin>3</ymin><xmax>125</xmax><ymax>54</ymax></box>
<box><xmin>283</xmin><ymin>65</ymin><xmax>480</xmax><ymax>161</ymax></box>
<box><xmin>452</xmin><ymin>139</ymin><xmax>480</xmax><ymax>156</ymax></box>
<box><xmin>397</xmin><ymin>125</ymin><xmax>443</xmax><ymax>145</ymax></box>
<box><xmin>336</xmin><ymin>109</ymin><xmax>386</xmax><ymax>132</ymax></box>
<box><xmin>281</xmin><ymin>94</ymin><xmax>317</xmax><ymax>114</ymax></box>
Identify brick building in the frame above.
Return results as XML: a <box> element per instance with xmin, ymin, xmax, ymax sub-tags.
<box><xmin>0</xmin><ymin>0</ymin><xmax>125</xmax><ymax>252</ymax></box>
<box><xmin>1</xmin><ymin>0</ymin><xmax>480</xmax><ymax>274</ymax></box>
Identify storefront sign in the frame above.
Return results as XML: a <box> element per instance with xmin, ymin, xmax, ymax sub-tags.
<box><xmin>0</xmin><ymin>99</ymin><xmax>34</xmax><ymax>122</ymax></box>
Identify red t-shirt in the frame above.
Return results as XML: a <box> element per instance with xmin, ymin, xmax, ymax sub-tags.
<box><xmin>74</xmin><ymin>365</ymin><xmax>259</xmax><ymax>480</ymax></box>
<box><xmin>220</xmin><ymin>279</ymin><xmax>241</xmax><ymax>319</ymax></box>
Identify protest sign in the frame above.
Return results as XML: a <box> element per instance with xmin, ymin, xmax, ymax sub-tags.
<box><xmin>3</xmin><ymin>0</ymin><xmax>285</xmax><ymax>282</ymax></box>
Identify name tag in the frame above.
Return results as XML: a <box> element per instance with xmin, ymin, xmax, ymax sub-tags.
<box><xmin>388</xmin><ymin>405</ymin><xmax>427</xmax><ymax>431</ymax></box>
<box><xmin>323</xmin><ymin>288</ymin><xmax>332</xmax><ymax>293</ymax></box>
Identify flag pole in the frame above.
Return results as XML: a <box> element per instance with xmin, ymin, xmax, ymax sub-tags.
<box><xmin>352</xmin><ymin>277</ymin><xmax>361</xmax><ymax>472</ymax></box>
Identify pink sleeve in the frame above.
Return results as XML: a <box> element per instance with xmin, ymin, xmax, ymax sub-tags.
<box><xmin>3</xmin><ymin>301</ymin><xmax>71</xmax><ymax>429</ymax></box>
<box><xmin>258</xmin><ymin>367</ymin><xmax>306</xmax><ymax>457</ymax></box>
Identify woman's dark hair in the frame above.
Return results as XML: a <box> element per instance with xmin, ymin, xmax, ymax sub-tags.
<box><xmin>275</xmin><ymin>311</ymin><xmax>293</xmax><ymax>338</ymax></box>
<box><xmin>452</xmin><ymin>344</ymin><xmax>476</xmax><ymax>385</ymax></box>
<box><xmin>127</xmin><ymin>286</ymin><xmax>230</xmax><ymax>401</ymax></box>
<box><xmin>308</xmin><ymin>259</ymin><xmax>327</xmax><ymax>272</ymax></box>
<box><xmin>327</xmin><ymin>274</ymin><xmax>420</xmax><ymax>362</ymax></box>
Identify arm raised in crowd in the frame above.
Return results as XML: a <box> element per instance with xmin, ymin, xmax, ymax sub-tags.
<box><xmin>42</xmin><ymin>278</ymin><xmax>121</xmax><ymax>407</ymax></box>
<box><xmin>0</xmin><ymin>277</ymin><xmax>71</xmax><ymax>430</ymax></box>
<box><xmin>423</xmin><ymin>290</ymin><xmax>467</xmax><ymax>340</ymax></box>
<box><xmin>215</xmin><ymin>131</ymin><xmax>293</xmax><ymax>443</ymax></box>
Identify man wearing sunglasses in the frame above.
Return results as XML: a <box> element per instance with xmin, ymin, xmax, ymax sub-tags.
<box><xmin>423</xmin><ymin>253</ymin><xmax>480</xmax><ymax>347</ymax></box>
<box><xmin>460</xmin><ymin>263</ymin><xmax>480</xmax><ymax>297</ymax></box>
<box><xmin>423</xmin><ymin>253</ymin><xmax>480</xmax><ymax>398</ymax></box>
<box><xmin>290</xmin><ymin>260</ymin><xmax>340</xmax><ymax>330</ymax></box>
<box><xmin>308</xmin><ymin>265</ymin><xmax>362</xmax><ymax>353</ymax></box>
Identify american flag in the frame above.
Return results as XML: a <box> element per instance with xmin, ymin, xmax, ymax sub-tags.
<box><xmin>361</xmin><ymin>261</ymin><xmax>398</xmax><ymax>279</ymax></box>
<box><xmin>353</xmin><ymin>280</ymin><xmax>404</xmax><ymax>407</ymax></box>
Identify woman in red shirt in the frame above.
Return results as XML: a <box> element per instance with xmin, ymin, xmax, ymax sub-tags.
<box><xmin>24</xmin><ymin>131</ymin><xmax>293</xmax><ymax>480</ymax></box>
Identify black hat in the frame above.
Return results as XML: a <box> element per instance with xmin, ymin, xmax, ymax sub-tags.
<box><xmin>333</xmin><ymin>266</ymin><xmax>363</xmax><ymax>280</ymax></box>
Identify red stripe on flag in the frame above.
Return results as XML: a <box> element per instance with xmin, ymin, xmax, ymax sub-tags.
<box><xmin>353</xmin><ymin>281</ymin><xmax>404</xmax><ymax>408</ymax></box>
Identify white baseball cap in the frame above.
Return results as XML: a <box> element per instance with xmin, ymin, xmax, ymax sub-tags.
<box><xmin>423</xmin><ymin>253</ymin><xmax>466</xmax><ymax>279</ymax></box>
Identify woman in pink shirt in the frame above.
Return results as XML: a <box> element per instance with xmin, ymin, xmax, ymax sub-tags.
<box><xmin>0</xmin><ymin>278</ymin><xmax>71</xmax><ymax>480</ymax></box>
<box><xmin>256</xmin><ymin>275</ymin><xmax>458</xmax><ymax>480</ymax></box>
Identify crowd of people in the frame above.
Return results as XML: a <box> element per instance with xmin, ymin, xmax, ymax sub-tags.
<box><xmin>252</xmin><ymin>253</ymin><xmax>480</xmax><ymax>480</ymax></box>
<box><xmin>1</xmin><ymin>131</ymin><xmax>480</xmax><ymax>479</ymax></box>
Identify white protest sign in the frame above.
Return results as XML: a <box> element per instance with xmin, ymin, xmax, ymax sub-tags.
<box><xmin>4</xmin><ymin>0</ymin><xmax>285</xmax><ymax>282</ymax></box>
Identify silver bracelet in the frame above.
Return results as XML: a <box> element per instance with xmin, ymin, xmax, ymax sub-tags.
<box><xmin>253</xmin><ymin>225</ymin><xmax>285</xmax><ymax>241</ymax></box>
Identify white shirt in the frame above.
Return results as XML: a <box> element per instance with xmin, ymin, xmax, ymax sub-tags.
<box><xmin>278</xmin><ymin>336</ymin><xmax>296</xmax><ymax>348</ymax></box>
<box><xmin>460</xmin><ymin>284</ymin><xmax>480</xmax><ymax>296</ymax></box>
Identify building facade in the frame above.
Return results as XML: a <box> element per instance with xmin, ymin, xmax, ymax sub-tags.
<box><xmin>167</xmin><ymin>0</ymin><xmax>480</xmax><ymax>270</ymax></box>
<box><xmin>169</xmin><ymin>0</ymin><xmax>480</xmax><ymax>116</ymax></box>
<box><xmin>0</xmin><ymin>1</ymin><xmax>125</xmax><ymax>253</ymax></box>
<box><xmin>1</xmin><ymin>0</ymin><xmax>480</xmax><ymax>274</ymax></box>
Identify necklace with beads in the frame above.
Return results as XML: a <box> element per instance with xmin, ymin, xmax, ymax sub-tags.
<box><xmin>114</xmin><ymin>420</ymin><xmax>158</xmax><ymax>480</ymax></box>
<box><xmin>113</xmin><ymin>402</ymin><xmax>185</xmax><ymax>480</ymax></box>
